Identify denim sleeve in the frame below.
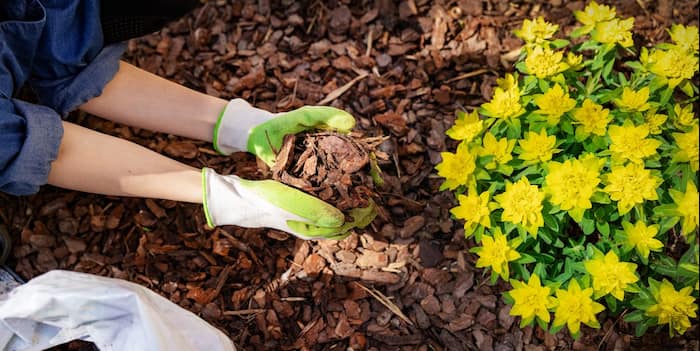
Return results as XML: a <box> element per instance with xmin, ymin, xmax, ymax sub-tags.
<box><xmin>29</xmin><ymin>0</ymin><xmax>126</xmax><ymax>116</ymax></box>
<box><xmin>0</xmin><ymin>97</ymin><xmax>63</xmax><ymax>196</ymax></box>
<box><xmin>31</xmin><ymin>43</ymin><xmax>126</xmax><ymax>116</ymax></box>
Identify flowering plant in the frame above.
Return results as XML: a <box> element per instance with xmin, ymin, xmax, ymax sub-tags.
<box><xmin>437</xmin><ymin>1</ymin><xmax>699</xmax><ymax>338</ymax></box>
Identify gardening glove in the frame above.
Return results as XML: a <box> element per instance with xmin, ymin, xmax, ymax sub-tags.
<box><xmin>202</xmin><ymin>168</ymin><xmax>376</xmax><ymax>240</ymax></box>
<box><xmin>212</xmin><ymin>98</ymin><xmax>355</xmax><ymax>166</ymax></box>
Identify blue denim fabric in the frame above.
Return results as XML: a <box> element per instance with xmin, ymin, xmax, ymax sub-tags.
<box><xmin>0</xmin><ymin>0</ymin><xmax>126</xmax><ymax>195</ymax></box>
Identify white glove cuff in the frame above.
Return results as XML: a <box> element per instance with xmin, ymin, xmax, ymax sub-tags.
<box><xmin>213</xmin><ymin>99</ymin><xmax>274</xmax><ymax>155</ymax></box>
<box><xmin>202</xmin><ymin>168</ymin><xmax>306</xmax><ymax>232</ymax></box>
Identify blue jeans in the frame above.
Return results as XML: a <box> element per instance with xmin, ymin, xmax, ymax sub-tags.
<box><xmin>0</xmin><ymin>0</ymin><xmax>125</xmax><ymax>195</ymax></box>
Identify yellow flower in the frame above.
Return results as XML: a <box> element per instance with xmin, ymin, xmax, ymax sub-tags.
<box><xmin>508</xmin><ymin>274</ymin><xmax>555</xmax><ymax>324</ymax></box>
<box><xmin>474</xmin><ymin>228</ymin><xmax>521</xmax><ymax>280</ymax></box>
<box><xmin>497</xmin><ymin>73</ymin><xmax>517</xmax><ymax>90</ymax></box>
<box><xmin>494</xmin><ymin>177</ymin><xmax>544</xmax><ymax>236</ymax></box>
<box><xmin>482</xmin><ymin>84</ymin><xmax>525</xmax><ymax>120</ymax></box>
<box><xmin>451</xmin><ymin>191</ymin><xmax>491</xmax><ymax>234</ymax></box>
<box><xmin>673</xmin><ymin>124</ymin><xmax>699</xmax><ymax>171</ymax></box>
<box><xmin>525</xmin><ymin>46</ymin><xmax>568</xmax><ymax>79</ymax></box>
<box><xmin>518</xmin><ymin>129</ymin><xmax>559</xmax><ymax>163</ymax></box>
<box><xmin>673</xmin><ymin>104</ymin><xmax>698</xmax><ymax>129</ymax></box>
<box><xmin>644</xmin><ymin>111</ymin><xmax>668</xmax><ymax>135</ymax></box>
<box><xmin>574</xmin><ymin>1</ymin><xmax>616</xmax><ymax>33</ymax></box>
<box><xmin>544</xmin><ymin>157</ymin><xmax>601</xmax><ymax>221</ymax></box>
<box><xmin>534</xmin><ymin>84</ymin><xmax>576</xmax><ymax>125</ymax></box>
<box><xmin>572</xmin><ymin>99</ymin><xmax>611</xmax><ymax>137</ymax></box>
<box><xmin>669</xmin><ymin>181</ymin><xmax>699</xmax><ymax>236</ymax></box>
<box><xmin>552</xmin><ymin>279</ymin><xmax>605</xmax><ymax>337</ymax></box>
<box><xmin>669</xmin><ymin>24</ymin><xmax>699</xmax><ymax>53</ymax></box>
<box><xmin>446</xmin><ymin>110</ymin><xmax>483</xmax><ymax>141</ymax></box>
<box><xmin>592</xmin><ymin>17</ymin><xmax>634</xmax><ymax>47</ymax></box>
<box><xmin>567</xmin><ymin>52</ymin><xmax>584</xmax><ymax>70</ymax></box>
<box><xmin>584</xmin><ymin>250</ymin><xmax>639</xmax><ymax>300</ymax></box>
<box><xmin>603</xmin><ymin>163</ymin><xmax>662</xmax><ymax>215</ymax></box>
<box><xmin>436</xmin><ymin>142</ymin><xmax>476</xmax><ymax>190</ymax></box>
<box><xmin>646</xmin><ymin>279</ymin><xmax>698</xmax><ymax>335</ymax></box>
<box><xmin>608</xmin><ymin>121</ymin><xmax>661</xmax><ymax>164</ymax></box>
<box><xmin>514</xmin><ymin>16</ymin><xmax>559</xmax><ymax>43</ymax></box>
<box><xmin>614</xmin><ymin>86</ymin><xmax>650</xmax><ymax>112</ymax></box>
<box><xmin>479</xmin><ymin>132</ymin><xmax>515</xmax><ymax>169</ymax></box>
<box><xmin>644</xmin><ymin>47</ymin><xmax>699</xmax><ymax>88</ymax></box>
<box><xmin>621</xmin><ymin>221</ymin><xmax>663</xmax><ymax>260</ymax></box>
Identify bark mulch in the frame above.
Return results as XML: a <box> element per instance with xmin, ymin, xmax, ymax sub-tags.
<box><xmin>2</xmin><ymin>0</ymin><xmax>698</xmax><ymax>350</ymax></box>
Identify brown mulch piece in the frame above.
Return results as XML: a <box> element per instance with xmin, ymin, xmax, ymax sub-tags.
<box><xmin>2</xmin><ymin>1</ymin><xmax>698</xmax><ymax>351</ymax></box>
<box><xmin>271</xmin><ymin>132</ymin><xmax>387</xmax><ymax>214</ymax></box>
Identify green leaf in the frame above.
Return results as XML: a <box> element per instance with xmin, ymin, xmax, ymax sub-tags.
<box><xmin>623</xmin><ymin>310</ymin><xmax>645</xmax><ymax>323</ymax></box>
<box><xmin>679</xmin><ymin>79</ymin><xmax>695</xmax><ymax>97</ymax></box>
<box><xmin>625</xmin><ymin>61</ymin><xmax>644</xmax><ymax>71</ymax></box>
<box><xmin>591</xmin><ymin>191</ymin><xmax>611</xmax><ymax>204</ymax></box>
<box><xmin>605</xmin><ymin>294</ymin><xmax>618</xmax><ymax>313</ymax></box>
<box><xmin>659</xmin><ymin>87</ymin><xmax>674</xmax><ymax>105</ymax></box>
<box><xmin>596</xmin><ymin>221</ymin><xmax>610</xmax><ymax>237</ymax></box>
<box><xmin>514</xmin><ymin>263</ymin><xmax>531</xmax><ymax>281</ymax></box>
<box><xmin>570</xmin><ymin>27</ymin><xmax>591</xmax><ymax>40</ymax></box>
<box><xmin>602</xmin><ymin>57</ymin><xmax>616</xmax><ymax>83</ymax></box>
<box><xmin>515</xmin><ymin>61</ymin><xmax>528</xmax><ymax>74</ymax></box>
<box><xmin>635</xmin><ymin>318</ymin><xmax>656</xmax><ymax>337</ymax></box>
<box><xmin>533</xmin><ymin>263</ymin><xmax>547</xmax><ymax>279</ymax></box>
<box><xmin>551</xmin><ymin>39</ymin><xmax>570</xmax><ymax>48</ymax></box>
<box><xmin>549</xmin><ymin>322</ymin><xmax>565</xmax><ymax>335</ymax></box>
<box><xmin>538</xmin><ymin>229</ymin><xmax>553</xmax><ymax>244</ymax></box>
<box><xmin>543</xmin><ymin>213</ymin><xmax>560</xmax><ymax>232</ymax></box>
<box><xmin>657</xmin><ymin>216</ymin><xmax>679</xmax><ymax>235</ymax></box>
<box><xmin>553</xmin><ymin>238</ymin><xmax>565</xmax><ymax>249</ymax></box>
<box><xmin>517</xmin><ymin>254</ymin><xmax>537</xmax><ymax>265</ymax></box>
<box><xmin>581</xmin><ymin>218</ymin><xmax>595</xmax><ymax>235</ymax></box>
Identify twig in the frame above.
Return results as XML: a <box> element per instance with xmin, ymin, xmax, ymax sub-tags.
<box><xmin>444</xmin><ymin>68</ymin><xmax>490</xmax><ymax>83</ymax></box>
<box><xmin>223</xmin><ymin>309</ymin><xmax>266</xmax><ymax>316</ymax></box>
<box><xmin>365</xmin><ymin>29</ymin><xmax>373</xmax><ymax>57</ymax></box>
<box><xmin>599</xmin><ymin>309</ymin><xmax>628</xmax><ymax>349</ymax></box>
<box><xmin>355</xmin><ymin>282</ymin><xmax>414</xmax><ymax>326</ymax></box>
<box><xmin>318</xmin><ymin>72</ymin><xmax>369</xmax><ymax>105</ymax></box>
<box><xmin>280</xmin><ymin>297</ymin><xmax>306</xmax><ymax>302</ymax></box>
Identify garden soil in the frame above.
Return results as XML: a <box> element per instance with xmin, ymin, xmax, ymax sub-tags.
<box><xmin>1</xmin><ymin>0</ymin><xmax>698</xmax><ymax>350</ymax></box>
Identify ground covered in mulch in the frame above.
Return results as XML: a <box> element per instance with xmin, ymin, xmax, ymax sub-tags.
<box><xmin>2</xmin><ymin>0</ymin><xmax>699</xmax><ymax>350</ymax></box>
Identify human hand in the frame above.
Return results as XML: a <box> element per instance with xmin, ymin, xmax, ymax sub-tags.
<box><xmin>201</xmin><ymin>168</ymin><xmax>375</xmax><ymax>239</ymax></box>
<box><xmin>212</xmin><ymin>99</ymin><xmax>355</xmax><ymax>166</ymax></box>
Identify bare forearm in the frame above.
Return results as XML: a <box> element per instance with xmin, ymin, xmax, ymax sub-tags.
<box><xmin>80</xmin><ymin>61</ymin><xmax>228</xmax><ymax>142</ymax></box>
<box><xmin>48</xmin><ymin>121</ymin><xmax>202</xmax><ymax>203</ymax></box>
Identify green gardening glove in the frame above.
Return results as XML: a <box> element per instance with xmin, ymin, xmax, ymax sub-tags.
<box><xmin>213</xmin><ymin>99</ymin><xmax>355</xmax><ymax>165</ymax></box>
<box><xmin>202</xmin><ymin>168</ymin><xmax>376</xmax><ymax>240</ymax></box>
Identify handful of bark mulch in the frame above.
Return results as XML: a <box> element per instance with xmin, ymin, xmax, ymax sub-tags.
<box><xmin>270</xmin><ymin>131</ymin><xmax>387</xmax><ymax>218</ymax></box>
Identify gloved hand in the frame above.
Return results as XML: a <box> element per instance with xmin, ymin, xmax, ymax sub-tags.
<box><xmin>202</xmin><ymin>168</ymin><xmax>376</xmax><ymax>240</ymax></box>
<box><xmin>212</xmin><ymin>98</ymin><xmax>356</xmax><ymax>165</ymax></box>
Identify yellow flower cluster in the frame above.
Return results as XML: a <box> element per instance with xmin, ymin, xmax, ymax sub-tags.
<box><xmin>482</xmin><ymin>74</ymin><xmax>525</xmax><ymax>120</ymax></box>
<box><xmin>642</xmin><ymin>24</ymin><xmax>699</xmax><ymax>88</ymax></box>
<box><xmin>514</xmin><ymin>16</ymin><xmax>559</xmax><ymax>44</ymax></box>
<box><xmin>435</xmin><ymin>142</ymin><xmax>475</xmax><ymax>191</ymax></box>
<box><xmin>646</xmin><ymin>279</ymin><xmax>698</xmax><ymax>335</ymax></box>
<box><xmin>494</xmin><ymin>178</ymin><xmax>544</xmax><ymax>237</ymax></box>
<box><xmin>525</xmin><ymin>46</ymin><xmax>568</xmax><ymax>79</ymax></box>
<box><xmin>608</xmin><ymin>121</ymin><xmax>661</xmax><ymax>164</ymax></box>
<box><xmin>474</xmin><ymin>229</ymin><xmax>521</xmax><ymax>280</ymax></box>
<box><xmin>437</xmin><ymin>1</ymin><xmax>699</xmax><ymax>339</ymax></box>
<box><xmin>575</xmin><ymin>1</ymin><xmax>634</xmax><ymax>47</ymax></box>
<box><xmin>544</xmin><ymin>155</ymin><xmax>601</xmax><ymax>221</ymax></box>
<box><xmin>584</xmin><ymin>251</ymin><xmax>638</xmax><ymax>300</ymax></box>
<box><xmin>534</xmin><ymin>84</ymin><xmax>576</xmax><ymax>125</ymax></box>
<box><xmin>603</xmin><ymin>163</ymin><xmax>661</xmax><ymax>215</ymax></box>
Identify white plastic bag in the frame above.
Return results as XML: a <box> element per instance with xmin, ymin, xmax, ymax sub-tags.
<box><xmin>0</xmin><ymin>270</ymin><xmax>236</xmax><ymax>351</ymax></box>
